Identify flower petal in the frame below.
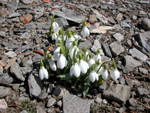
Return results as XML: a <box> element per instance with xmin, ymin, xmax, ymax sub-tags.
<box><xmin>89</xmin><ymin>71</ymin><xmax>95</xmax><ymax>83</ymax></box>
<box><xmin>43</xmin><ymin>67</ymin><xmax>49</xmax><ymax>79</ymax></box>
<box><xmin>110</xmin><ymin>69</ymin><xmax>120</xmax><ymax>81</ymax></box>
<box><xmin>39</xmin><ymin>68</ymin><xmax>44</xmax><ymax>80</ymax></box>
<box><xmin>88</xmin><ymin>58</ymin><xmax>95</xmax><ymax>67</ymax></box>
<box><xmin>81</xmin><ymin>26</ymin><xmax>90</xmax><ymax>38</ymax></box>
<box><xmin>74</xmin><ymin>63</ymin><xmax>80</xmax><ymax>77</ymax></box>
<box><xmin>70</xmin><ymin>65</ymin><xmax>74</xmax><ymax>76</ymax></box>
<box><xmin>49</xmin><ymin>60</ymin><xmax>57</xmax><ymax>71</ymax></box>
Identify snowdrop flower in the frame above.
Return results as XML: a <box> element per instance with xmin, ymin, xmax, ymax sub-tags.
<box><xmin>94</xmin><ymin>49</ymin><xmax>101</xmax><ymax>62</ymax></box>
<box><xmin>78</xmin><ymin>54</ymin><xmax>89</xmax><ymax>74</ymax></box>
<box><xmin>53</xmin><ymin>46</ymin><xmax>61</xmax><ymax>61</ymax></box>
<box><xmin>88</xmin><ymin>55</ymin><xmax>95</xmax><ymax>67</ymax></box>
<box><xmin>51</xmin><ymin>31</ymin><xmax>57</xmax><ymax>41</ymax></box>
<box><xmin>95</xmin><ymin>60</ymin><xmax>101</xmax><ymax>72</ymax></box>
<box><xmin>70</xmin><ymin>57</ymin><xmax>81</xmax><ymax>78</ymax></box>
<box><xmin>74</xmin><ymin>34</ymin><xmax>81</xmax><ymax>41</ymax></box>
<box><xmin>89</xmin><ymin>66</ymin><xmax>99</xmax><ymax>83</ymax></box>
<box><xmin>65</xmin><ymin>31</ymin><xmax>75</xmax><ymax>48</ymax></box>
<box><xmin>47</xmin><ymin>54</ymin><xmax>56</xmax><ymax>71</ymax></box>
<box><xmin>81</xmin><ymin>21</ymin><xmax>90</xmax><ymax>38</ymax></box>
<box><xmin>69</xmin><ymin>41</ymin><xmax>79</xmax><ymax>59</ymax></box>
<box><xmin>57</xmin><ymin>48</ymin><xmax>67</xmax><ymax>69</ymax></box>
<box><xmin>99</xmin><ymin>65</ymin><xmax>108</xmax><ymax>80</ymax></box>
<box><xmin>52</xmin><ymin>20</ymin><xmax>59</xmax><ymax>31</ymax></box>
<box><xmin>39</xmin><ymin>59</ymin><xmax>49</xmax><ymax>80</ymax></box>
<box><xmin>110</xmin><ymin>64</ymin><xmax>120</xmax><ymax>81</ymax></box>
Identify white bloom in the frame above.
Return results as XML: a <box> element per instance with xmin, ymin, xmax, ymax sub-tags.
<box><xmin>78</xmin><ymin>59</ymin><xmax>89</xmax><ymax>74</ymax></box>
<box><xmin>95</xmin><ymin>64</ymin><xmax>100</xmax><ymax>72</ymax></box>
<box><xmin>70</xmin><ymin>63</ymin><xmax>81</xmax><ymax>77</ymax></box>
<box><xmin>88</xmin><ymin>58</ymin><xmax>95</xmax><ymax>67</ymax></box>
<box><xmin>74</xmin><ymin>34</ymin><xmax>81</xmax><ymax>41</ymax></box>
<box><xmin>69</xmin><ymin>46</ymin><xmax>79</xmax><ymax>59</ymax></box>
<box><xmin>49</xmin><ymin>60</ymin><xmax>56</xmax><ymax>71</ymax></box>
<box><xmin>81</xmin><ymin>26</ymin><xmax>90</xmax><ymax>38</ymax></box>
<box><xmin>55</xmin><ymin>36</ymin><xmax>61</xmax><ymax>44</ymax></box>
<box><xmin>53</xmin><ymin>47</ymin><xmax>60</xmax><ymax>61</ymax></box>
<box><xmin>89</xmin><ymin>71</ymin><xmax>99</xmax><ymax>83</ymax></box>
<box><xmin>39</xmin><ymin>66</ymin><xmax>49</xmax><ymax>80</ymax></box>
<box><xmin>110</xmin><ymin>69</ymin><xmax>120</xmax><ymax>81</ymax></box>
<box><xmin>52</xmin><ymin>22</ymin><xmax>59</xmax><ymax>31</ymax></box>
<box><xmin>100</xmin><ymin>68</ymin><xmax>108</xmax><ymax>80</ymax></box>
<box><xmin>65</xmin><ymin>36</ymin><xmax>75</xmax><ymax>48</ymax></box>
<box><xmin>51</xmin><ymin>33</ymin><xmax>57</xmax><ymax>40</ymax></box>
<box><xmin>94</xmin><ymin>54</ymin><xmax>101</xmax><ymax>62</ymax></box>
<box><xmin>57</xmin><ymin>54</ymin><xmax>67</xmax><ymax>69</ymax></box>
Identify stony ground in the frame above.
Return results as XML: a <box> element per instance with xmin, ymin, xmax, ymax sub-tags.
<box><xmin>0</xmin><ymin>0</ymin><xmax>150</xmax><ymax>113</ymax></box>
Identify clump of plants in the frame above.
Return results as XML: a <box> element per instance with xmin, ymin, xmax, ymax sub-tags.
<box><xmin>39</xmin><ymin>15</ymin><xmax>120</xmax><ymax>97</ymax></box>
<box><xmin>21</xmin><ymin>101</ymin><xmax>36</xmax><ymax>113</ymax></box>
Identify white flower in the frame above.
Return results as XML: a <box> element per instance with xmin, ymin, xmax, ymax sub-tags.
<box><xmin>94</xmin><ymin>54</ymin><xmax>101</xmax><ymax>62</ymax></box>
<box><xmin>89</xmin><ymin>71</ymin><xmax>99</xmax><ymax>83</ymax></box>
<box><xmin>74</xmin><ymin>34</ymin><xmax>81</xmax><ymax>41</ymax></box>
<box><xmin>78</xmin><ymin>59</ymin><xmax>89</xmax><ymax>74</ymax></box>
<box><xmin>53</xmin><ymin>47</ymin><xmax>60</xmax><ymax>61</ymax></box>
<box><xmin>39</xmin><ymin>66</ymin><xmax>49</xmax><ymax>80</ymax></box>
<box><xmin>81</xmin><ymin>26</ymin><xmax>90</xmax><ymax>38</ymax></box>
<box><xmin>110</xmin><ymin>69</ymin><xmax>120</xmax><ymax>81</ymax></box>
<box><xmin>69</xmin><ymin>46</ymin><xmax>79</xmax><ymax>59</ymax></box>
<box><xmin>70</xmin><ymin>63</ymin><xmax>81</xmax><ymax>77</ymax></box>
<box><xmin>100</xmin><ymin>67</ymin><xmax>108</xmax><ymax>80</ymax></box>
<box><xmin>65</xmin><ymin>36</ymin><xmax>75</xmax><ymax>48</ymax></box>
<box><xmin>49</xmin><ymin>60</ymin><xmax>56</xmax><ymax>71</ymax></box>
<box><xmin>88</xmin><ymin>58</ymin><xmax>95</xmax><ymax>67</ymax></box>
<box><xmin>57</xmin><ymin>54</ymin><xmax>67</xmax><ymax>69</ymax></box>
<box><xmin>55</xmin><ymin>36</ymin><xmax>61</xmax><ymax>44</ymax></box>
<box><xmin>52</xmin><ymin>22</ymin><xmax>59</xmax><ymax>31</ymax></box>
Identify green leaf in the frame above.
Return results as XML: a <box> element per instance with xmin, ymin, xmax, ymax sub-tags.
<box><xmin>97</xmin><ymin>60</ymin><xmax>111</xmax><ymax>73</ymax></box>
<box><xmin>57</xmin><ymin>73</ymin><xmax>73</xmax><ymax>83</ymax></box>
<box><xmin>83</xmin><ymin>84</ymin><xmax>90</xmax><ymax>97</ymax></box>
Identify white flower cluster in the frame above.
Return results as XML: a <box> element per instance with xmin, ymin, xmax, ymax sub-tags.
<box><xmin>39</xmin><ymin>19</ymin><xmax>120</xmax><ymax>84</ymax></box>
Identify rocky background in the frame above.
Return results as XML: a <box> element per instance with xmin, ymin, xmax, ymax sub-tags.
<box><xmin>0</xmin><ymin>0</ymin><xmax>150</xmax><ymax>113</ymax></box>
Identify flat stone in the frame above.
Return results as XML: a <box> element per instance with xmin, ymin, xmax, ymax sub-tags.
<box><xmin>129</xmin><ymin>98</ymin><xmax>137</xmax><ymax>107</ymax></box>
<box><xmin>95</xmin><ymin>96</ymin><xmax>102</xmax><ymax>103</ymax></box>
<box><xmin>136</xmin><ymin>88</ymin><xmax>149</xmax><ymax>97</ymax></box>
<box><xmin>55</xmin><ymin>18</ymin><xmax>69</xmax><ymax>28</ymax></box>
<box><xmin>102</xmin><ymin>41</ymin><xmax>112</xmax><ymax>58</ymax></box>
<box><xmin>124</xmin><ymin>55</ymin><xmax>142</xmax><ymax>73</ymax></box>
<box><xmin>88</xmin><ymin>14</ymin><xmax>97</xmax><ymax>23</ymax></box>
<box><xmin>10</xmin><ymin>62</ymin><xmax>25</xmax><ymax>81</ymax></box>
<box><xmin>24</xmin><ymin>22</ymin><xmax>36</xmax><ymax>30</ymax></box>
<box><xmin>139</xmin><ymin>67</ymin><xmax>148</xmax><ymax>74</ymax></box>
<box><xmin>0</xmin><ymin>86</ymin><xmax>12</xmax><ymax>98</ymax></box>
<box><xmin>116</xmin><ymin>13</ymin><xmax>123</xmax><ymax>22</ymax></box>
<box><xmin>28</xmin><ymin>74</ymin><xmax>42</xmax><ymax>97</ymax></box>
<box><xmin>14</xmin><ymin>45</ymin><xmax>29</xmax><ymax>55</ymax></box>
<box><xmin>5</xmin><ymin>57</ymin><xmax>17</xmax><ymax>70</ymax></box>
<box><xmin>0</xmin><ymin>31</ymin><xmax>6</xmax><ymax>38</ymax></box>
<box><xmin>20</xmin><ymin>14</ymin><xmax>33</xmax><ymax>24</ymax></box>
<box><xmin>8</xmin><ymin>12</ymin><xmax>20</xmax><ymax>18</ymax></box>
<box><xmin>98</xmin><ymin>81</ymin><xmax>107</xmax><ymax>93</ymax></box>
<box><xmin>0</xmin><ymin>67</ymin><xmax>3</xmax><ymax>75</ymax></box>
<box><xmin>20</xmin><ymin>110</ymin><xmax>28</xmax><ymax>113</ymax></box>
<box><xmin>0</xmin><ymin>99</ymin><xmax>7</xmax><ymax>110</ymax></box>
<box><xmin>47</xmin><ymin>97</ymin><xmax>56</xmax><ymax>107</ymax></box>
<box><xmin>119</xmin><ymin>76</ymin><xmax>125</xmax><ymax>85</ymax></box>
<box><xmin>110</xmin><ymin>41</ymin><xmax>125</xmax><ymax>56</ymax></box>
<box><xmin>36</xmin><ymin>105</ymin><xmax>45</xmax><ymax>113</ymax></box>
<box><xmin>53</xmin><ymin>85</ymin><xmax>69</xmax><ymax>97</ymax></box>
<box><xmin>4</xmin><ymin>51</ymin><xmax>17</xmax><ymax>58</ymax></box>
<box><xmin>21</xmin><ymin>0</ymin><xmax>34</xmax><ymax>5</ymax></box>
<box><xmin>113</xmin><ymin>33</ymin><xmax>124</xmax><ymax>42</ymax></box>
<box><xmin>0</xmin><ymin>73</ymin><xmax>13</xmax><ymax>85</ymax></box>
<box><xmin>20</xmin><ymin>32</ymin><xmax>31</xmax><ymax>39</ymax></box>
<box><xmin>121</xmin><ymin>20</ymin><xmax>131</xmax><ymax>28</ymax></box>
<box><xmin>38</xmin><ymin>90</ymin><xmax>48</xmax><ymax>100</ymax></box>
<box><xmin>126</xmin><ymin>78</ymin><xmax>133</xmax><ymax>88</ymax></box>
<box><xmin>103</xmin><ymin>84</ymin><xmax>131</xmax><ymax>103</ymax></box>
<box><xmin>36</xmin><ymin>22</ymin><xmax>51</xmax><ymax>30</ymax></box>
<box><xmin>141</xmin><ymin>18</ymin><xmax>150</xmax><ymax>31</ymax></box>
<box><xmin>90</xmin><ymin>26</ymin><xmax>114</xmax><ymax>34</ymax></box>
<box><xmin>78</xmin><ymin>40</ymin><xmax>92</xmax><ymax>50</ymax></box>
<box><xmin>63</xmin><ymin>93</ymin><xmax>93</xmax><ymax>113</ymax></box>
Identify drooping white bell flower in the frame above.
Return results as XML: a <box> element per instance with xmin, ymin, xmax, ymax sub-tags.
<box><xmin>39</xmin><ymin>59</ymin><xmax>49</xmax><ymax>80</ymax></box>
<box><xmin>70</xmin><ymin>57</ymin><xmax>80</xmax><ymax>77</ymax></box>
<box><xmin>47</xmin><ymin>54</ymin><xmax>57</xmax><ymax>71</ymax></box>
<box><xmin>53</xmin><ymin>46</ymin><xmax>61</xmax><ymax>61</ymax></box>
<box><xmin>55</xmin><ymin>36</ymin><xmax>61</xmax><ymax>44</ymax></box>
<box><xmin>95</xmin><ymin>60</ymin><xmax>101</xmax><ymax>72</ymax></box>
<box><xmin>57</xmin><ymin>48</ymin><xmax>67</xmax><ymax>69</ymax></box>
<box><xmin>69</xmin><ymin>41</ymin><xmax>79</xmax><ymax>59</ymax></box>
<box><xmin>88</xmin><ymin>55</ymin><xmax>95</xmax><ymax>67</ymax></box>
<box><xmin>65</xmin><ymin>32</ymin><xmax>75</xmax><ymax>48</ymax></box>
<box><xmin>81</xmin><ymin>22</ymin><xmax>90</xmax><ymax>38</ymax></box>
<box><xmin>89</xmin><ymin>66</ymin><xmax>99</xmax><ymax>83</ymax></box>
<box><xmin>110</xmin><ymin>68</ymin><xmax>120</xmax><ymax>81</ymax></box>
<box><xmin>99</xmin><ymin>65</ymin><xmax>108</xmax><ymax>80</ymax></box>
<box><xmin>94</xmin><ymin>49</ymin><xmax>101</xmax><ymax>62</ymax></box>
<box><xmin>51</xmin><ymin>32</ymin><xmax>57</xmax><ymax>41</ymax></box>
<box><xmin>52</xmin><ymin>21</ymin><xmax>59</xmax><ymax>31</ymax></box>
<box><xmin>78</xmin><ymin>54</ymin><xmax>89</xmax><ymax>74</ymax></box>
<box><xmin>74</xmin><ymin>34</ymin><xmax>81</xmax><ymax>41</ymax></box>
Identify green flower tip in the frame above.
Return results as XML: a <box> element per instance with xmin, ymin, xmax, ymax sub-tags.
<box><xmin>59</xmin><ymin>29</ymin><xmax>63</xmax><ymax>35</ymax></box>
<box><xmin>79</xmin><ymin>54</ymin><xmax>83</xmax><ymax>60</ymax></box>
<box><xmin>114</xmin><ymin>63</ymin><xmax>117</xmax><ymax>69</ymax></box>
<box><xmin>73</xmin><ymin>41</ymin><xmax>77</xmax><ymax>46</ymax></box>
<box><xmin>47</xmin><ymin>54</ymin><xmax>51</xmax><ymax>59</ymax></box>
<box><xmin>104</xmin><ymin>65</ymin><xmax>107</xmax><ymax>70</ymax></box>
<box><xmin>91</xmin><ymin>65</ymin><xmax>95</xmax><ymax>71</ymax></box>
<box><xmin>97</xmin><ymin>49</ymin><xmax>101</xmax><ymax>54</ymax></box>
<box><xmin>83</xmin><ymin>21</ymin><xmax>87</xmax><ymax>26</ymax></box>
<box><xmin>96</xmin><ymin>60</ymin><xmax>100</xmax><ymax>65</ymax></box>
<box><xmin>74</xmin><ymin>57</ymin><xmax>78</xmax><ymax>63</ymax></box>
<box><xmin>68</xmin><ymin>31</ymin><xmax>72</xmax><ymax>38</ymax></box>
<box><xmin>89</xmin><ymin>54</ymin><xmax>92</xmax><ymax>58</ymax></box>
<box><xmin>60</xmin><ymin>48</ymin><xmax>63</xmax><ymax>54</ymax></box>
<box><xmin>40</xmin><ymin>59</ymin><xmax>44</xmax><ymax>67</ymax></box>
<box><xmin>58</xmin><ymin>40</ymin><xmax>62</xmax><ymax>44</ymax></box>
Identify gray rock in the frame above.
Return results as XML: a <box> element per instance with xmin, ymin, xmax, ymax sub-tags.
<box><xmin>95</xmin><ymin>96</ymin><xmax>102</xmax><ymax>103</ymax></box>
<box><xmin>98</xmin><ymin>81</ymin><xmax>107</xmax><ymax>93</ymax></box>
<box><xmin>141</xmin><ymin>18</ymin><xmax>150</xmax><ymax>31</ymax></box>
<box><xmin>119</xmin><ymin>76</ymin><xmax>125</xmax><ymax>85</ymax></box>
<box><xmin>0</xmin><ymin>73</ymin><xmax>13</xmax><ymax>85</ymax></box>
<box><xmin>91</xmin><ymin>8</ymin><xmax>108</xmax><ymax>24</ymax></box>
<box><xmin>20</xmin><ymin>32</ymin><xmax>31</xmax><ymax>39</ymax></box>
<box><xmin>4</xmin><ymin>51</ymin><xmax>17</xmax><ymax>58</ymax></box>
<box><xmin>121</xmin><ymin>20</ymin><xmax>131</xmax><ymax>28</ymax></box>
<box><xmin>34</xmin><ymin>7</ymin><xmax>44</xmax><ymax>20</ymax></box>
<box><xmin>110</xmin><ymin>41</ymin><xmax>125</xmax><ymax>56</ymax></box>
<box><xmin>36</xmin><ymin>22</ymin><xmax>51</xmax><ymax>30</ymax></box>
<box><xmin>53</xmin><ymin>85</ymin><xmax>69</xmax><ymax>97</ymax></box>
<box><xmin>21</xmin><ymin>0</ymin><xmax>34</xmax><ymax>5</ymax></box>
<box><xmin>118</xmin><ymin>8</ymin><xmax>127</xmax><ymax>12</ymax></box>
<box><xmin>28</xmin><ymin>74</ymin><xmax>42</xmax><ymax>97</ymax></box>
<box><xmin>102</xmin><ymin>41</ymin><xmax>112</xmax><ymax>58</ymax></box>
<box><xmin>124</xmin><ymin>55</ymin><xmax>142</xmax><ymax>73</ymax></box>
<box><xmin>0</xmin><ymin>67</ymin><xmax>3</xmax><ymax>75</ymax></box>
<box><xmin>10</xmin><ymin>62</ymin><xmax>25</xmax><ymax>81</ymax></box>
<box><xmin>108</xmin><ymin>16</ymin><xmax>116</xmax><ymax>24</ymax></box>
<box><xmin>116</xmin><ymin>13</ymin><xmax>123</xmax><ymax>22</ymax></box>
<box><xmin>78</xmin><ymin>40</ymin><xmax>92</xmax><ymax>50</ymax></box>
<box><xmin>21</xmin><ymin>57</ymin><xmax>33</xmax><ymax>67</ymax></box>
<box><xmin>47</xmin><ymin>97</ymin><xmax>56</xmax><ymax>107</ymax></box>
<box><xmin>0</xmin><ymin>31</ymin><xmax>6</xmax><ymax>38</ymax></box>
<box><xmin>129</xmin><ymin>98</ymin><xmax>137</xmax><ymax>107</ymax></box>
<box><xmin>14</xmin><ymin>45</ymin><xmax>29</xmax><ymax>54</ymax></box>
<box><xmin>132</xmin><ymin>80</ymin><xmax>141</xmax><ymax>87</ymax></box>
<box><xmin>0</xmin><ymin>99</ymin><xmax>7</xmax><ymax>110</ymax></box>
<box><xmin>24</xmin><ymin>22</ymin><xmax>36</xmax><ymax>30</ymax></box>
<box><xmin>8</xmin><ymin>12</ymin><xmax>20</xmax><ymax>18</ymax></box>
<box><xmin>38</xmin><ymin>90</ymin><xmax>48</xmax><ymax>100</ymax></box>
<box><xmin>126</xmin><ymin>78</ymin><xmax>133</xmax><ymax>88</ymax></box>
<box><xmin>21</xmin><ymin>67</ymin><xmax>32</xmax><ymax>75</ymax></box>
<box><xmin>48</xmin><ymin>84</ymin><xmax>54</xmax><ymax>94</ymax></box>
<box><xmin>20</xmin><ymin>110</ymin><xmax>28</xmax><ymax>113</ymax></box>
<box><xmin>63</xmin><ymin>93</ymin><xmax>93</xmax><ymax>113</ymax></box>
<box><xmin>0</xmin><ymin>18</ymin><xmax>5</xmax><ymax>24</ymax></box>
<box><xmin>0</xmin><ymin>86</ymin><xmax>12</xmax><ymax>98</ymax></box>
<box><xmin>55</xmin><ymin>18</ymin><xmax>69</xmax><ymax>28</ymax></box>
<box><xmin>113</xmin><ymin>33</ymin><xmax>124</xmax><ymax>42</ymax></box>
<box><xmin>57</xmin><ymin>100</ymin><xmax>62</xmax><ymax>108</ymax></box>
<box><xmin>139</xmin><ymin>10</ymin><xmax>147</xmax><ymax>17</ymax></box>
<box><xmin>136</xmin><ymin>88</ymin><xmax>149</xmax><ymax>97</ymax></box>
<box><xmin>51</xmin><ymin>9</ymin><xmax>85</xmax><ymax>24</ymax></box>
<box><xmin>36</xmin><ymin>105</ymin><xmax>45</xmax><ymax>113</ymax></box>
<box><xmin>139</xmin><ymin>67</ymin><xmax>148</xmax><ymax>74</ymax></box>
<box><xmin>103</xmin><ymin>84</ymin><xmax>131</xmax><ymax>103</ymax></box>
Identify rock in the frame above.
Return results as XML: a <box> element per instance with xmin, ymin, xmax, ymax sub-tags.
<box><xmin>139</xmin><ymin>10</ymin><xmax>147</xmax><ymax>17</ymax></box>
<box><xmin>53</xmin><ymin>85</ymin><xmax>69</xmax><ymax>97</ymax></box>
<box><xmin>47</xmin><ymin>97</ymin><xmax>56</xmax><ymax>107</ymax></box>
<box><xmin>55</xmin><ymin>18</ymin><xmax>69</xmax><ymax>28</ymax></box>
<box><xmin>141</xmin><ymin>18</ymin><xmax>150</xmax><ymax>31</ymax></box>
<box><xmin>57</xmin><ymin>100</ymin><xmax>62</xmax><ymax>108</ymax></box>
<box><xmin>91</xmin><ymin>8</ymin><xmax>108</xmax><ymax>24</ymax></box>
<box><xmin>126</xmin><ymin>78</ymin><xmax>133</xmax><ymax>88</ymax></box>
<box><xmin>110</xmin><ymin>41</ymin><xmax>125</xmax><ymax>56</ymax></box>
<box><xmin>102</xmin><ymin>41</ymin><xmax>112</xmax><ymax>58</ymax></box>
<box><xmin>121</xmin><ymin>20</ymin><xmax>131</xmax><ymax>28</ymax></box>
<box><xmin>103</xmin><ymin>84</ymin><xmax>131</xmax><ymax>103</ymax></box>
<box><xmin>0</xmin><ymin>73</ymin><xmax>13</xmax><ymax>85</ymax></box>
<box><xmin>118</xmin><ymin>8</ymin><xmax>127</xmax><ymax>12</ymax></box>
<box><xmin>14</xmin><ymin>45</ymin><xmax>29</xmax><ymax>54</ymax></box>
<box><xmin>108</xmin><ymin>16</ymin><xmax>116</xmax><ymax>24</ymax></box>
<box><xmin>4</xmin><ymin>51</ymin><xmax>17</xmax><ymax>58</ymax></box>
<box><xmin>21</xmin><ymin>67</ymin><xmax>32</xmax><ymax>75</ymax></box>
<box><xmin>20</xmin><ymin>14</ymin><xmax>33</xmax><ymax>24</ymax></box>
<box><xmin>139</xmin><ymin>67</ymin><xmax>148</xmax><ymax>74</ymax></box>
<box><xmin>28</xmin><ymin>74</ymin><xmax>42</xmax><ymax>97</ymax></box>
<box><xmin>21</xmin><ymin>0</ymin><xmax>34</xmax><ymax>5</ymax></box>
<box><xmin>90</xmin><ymin>26</ymin><xmax>114</xmax><ymax>34</ymax></box>
<box><xmin>51</xmin><ymin>9</ymin><xmax>85</xmax><ymax>24</ymax></box>
<box><xmin>38</xmin><ymin>90</ymin><xmax>48</xmax><ymax>100</ymax></box>
<box><xmin>0</xmin><ymin>99</ymin><xmax>7</xmax><ymax>110</ymax></box>
<box><xmin>132</xmin><ymin>80</ymin><xmax>141</xmax><ymax>87</ymax></box>
<box><xmin>36</xmin><ymin>105</ymin><xmax>45</xmax><ymax>113</ymax></box>
<box><xmin>11</xmin><ymin>17</ymin><xmax>20</xmax><ymax>23</ymax></box>
<box><xmin>0</xmin><ymin>67</ymin><xmax>3</xmax><ymax>75</ymax></box>
<box><xmin>129</xmin><ymin>48</ymin><xmax>148</xmax><ymax>61</ymax></box>
<box><xmin>34</xmin><ymin>7</ymin><xmax>44</xmax><ymax>20</ymax></box>
<box><xmin>119</xmin><ymin>76</ymin><xmax>125</xmax><ymax>85</ymax></box>
<box><xmin>5</xmin><ymin>57</ymin><xmax>17</xmax><ymax>70</ymax></box>
<box><xmin>36</xmin><ymin>22</ymin><xmax>51</xmax><ymax>30</ymax></box>
<box><xmin>88</xmin><ymin>15</ymin><xmax>97</xmax><ymax>23</ymax></box>
<box><xmin>0</xmin><ymin>31</ymin><xmax>6</xmax><ymax>38</ymax></box>
<box><xmin>98</xmin><ymin>81</ymin><xmax>107</xmax><ymax>93</ymax></box>
<box><xmin>0</xmin><ymin>86</ymin><xmax>12</xmax><ymax>98</ymax></box>
<box><xmin>24</xmin><ymin>22</ymin><xmax>36</xmax><ymax>30</ymax></box>
<box><xmin>20</xmin><ymin>110</ymin><xmax>28</xmax><ymax>113</ymax></box>
<box><xmin>124</xmin><ymin>55</ymin><xmax>142</xmax><ymax>73</ymax></box>
<box><xmin>95</xmin><ymin>96</ymin><xmax>102</xmax><ymax>103</ymax></box>
<box><xmin>20</xmin><ymin>32</ymin><xmax>31</xmax><ymax>39</ymax></box>
<box><xmin>8</xmin><ymin>12</ymin><xmax>20</xmax><ymax>18</ymax></box>
<box><xmin>48</xmin><ymin>84</ymin><xmax>54</xmax><ymax>94</ymax></box>
<box><xmin>128</xmin><ymin>98</ymin><xmax>137</xmax><ymax>107</ymax></box>
<box><xmin>78</xmin><ymin>40</ymin><xmax>92</xmax><ymax>50</ymax></box>
<box><xmin>113</xmin><ymin>33</ymin><xmax>124</xmax><ymax>42</ymax></box>
<box><xmin>10</xmin><ymin>62</ymin><xmax>25</xmax><ymax>81</ymax></box>
<box><xmin>63</xmin><ymin>93</ymin><xmax>93</xmax><ymax>113</ymax></box>
<box><xmin>116</xmin><ymin>13</ymin><xmax>123</xmax><ymax>22</ymax></box>
<box><xmin>136</xmin><ymin>88</ymin><xmax>149</xmax><ymax>97</ymax></box>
